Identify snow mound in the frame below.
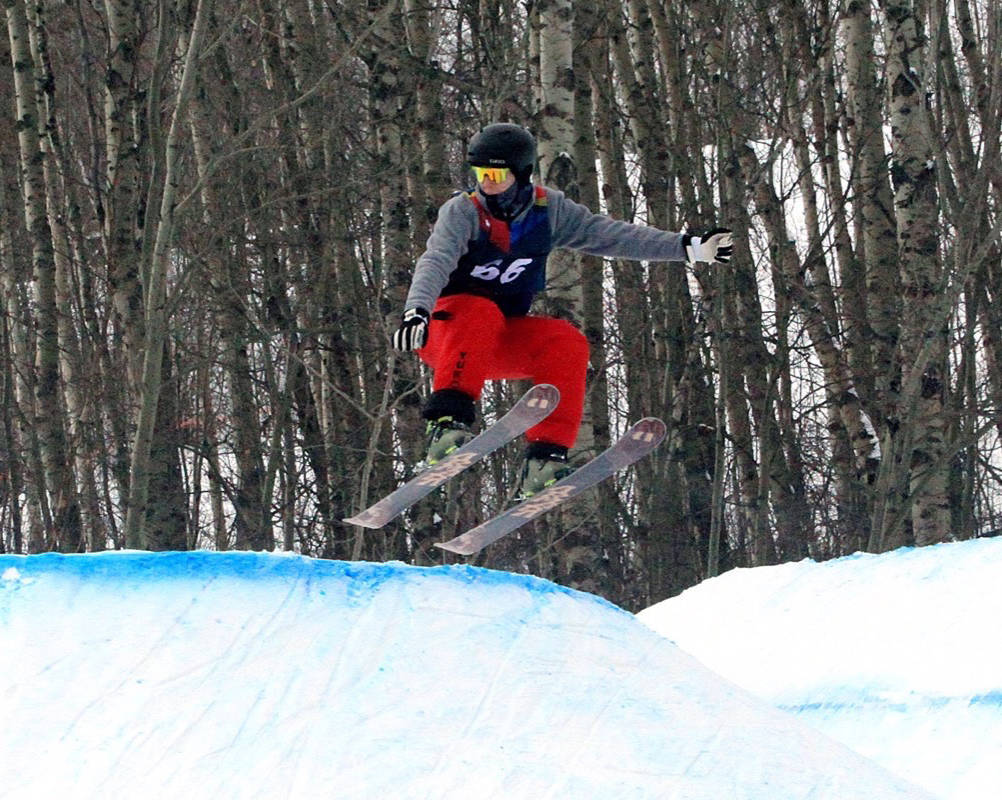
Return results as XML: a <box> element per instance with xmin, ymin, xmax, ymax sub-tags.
<box><xmin>639</xmin><ymin>538</ymin><xmax>1002</xmax><ymax>800</ymax></box>
<box><xmin>1</xmin><ymin>551</ymin><xmax>931</xmax><ymax>799</ymax></box>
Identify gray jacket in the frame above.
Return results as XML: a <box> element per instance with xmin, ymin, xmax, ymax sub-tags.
<box><xmin>404</xmin><ymin>185</ymin><xmax>687</xmax><ymax>314</ymax></box>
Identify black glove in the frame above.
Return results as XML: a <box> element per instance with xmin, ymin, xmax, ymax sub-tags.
<box><xmin>683</xmin><ymin>228</ymin><xmax>734</xmax><ymax>264</ymax></box>
<box><xmin>392</xmin><ymin>307</ymin><xmax>430</xmax><ymax>351</ymax></box>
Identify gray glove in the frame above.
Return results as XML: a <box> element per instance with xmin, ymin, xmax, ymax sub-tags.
<box><xmin>683</xmin><ymin>228</ymin><xmax>734</xmax><ymax>264</ymax></box>
<box><xmin>392</xmin><ymin>307</ymin><xmax>430</xmax><ymax>350</ymax></box>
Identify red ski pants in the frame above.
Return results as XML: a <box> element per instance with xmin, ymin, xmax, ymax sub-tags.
<box><xmin>418</xmin><ymin>294</ymin><xmax>589</xmax><ymax>449</ymax></box>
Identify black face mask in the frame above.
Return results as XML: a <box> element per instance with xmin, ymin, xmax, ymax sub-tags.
<box><xmin>483</xmin><ymin>181</ymin><xmax>533</xmax><ymax>221</ymax></box>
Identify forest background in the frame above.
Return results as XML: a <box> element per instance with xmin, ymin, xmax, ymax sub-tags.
<box><xmin>2</xmin><ymin>0</ymin><xmax>999</xmax><ymax>610</ymax></box>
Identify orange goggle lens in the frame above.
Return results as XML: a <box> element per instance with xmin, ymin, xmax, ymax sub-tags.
<box><xmin>472</xmin><ymin>166</ymin><xmax>512</xmax><ymax>183</ymax></box>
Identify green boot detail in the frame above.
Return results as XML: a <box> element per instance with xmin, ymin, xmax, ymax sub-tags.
<box><xmin>425</xmin><ymin>416</ymin><xmax>473</xmax><ymax>465</ymax></box>
<box><xmin>517</xmin><ymin>452</ymin><xmax>575</xmax><ymax>499</ymax></box>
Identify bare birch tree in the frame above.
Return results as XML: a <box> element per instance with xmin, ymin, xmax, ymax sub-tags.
<box><xmin>6</xmin><ymin>0</ymin><xmax>82</xmax><ymax>551</ymax></box>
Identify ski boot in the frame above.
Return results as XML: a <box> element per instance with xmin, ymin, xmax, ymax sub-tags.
<box><xmin>425</xmin><ymin>416</ymin><xmax>473</xmax><ymax>465</ymax></box>
<box><xmin>516</xmin><ymin>442</ymin><xmax>576</xmax><ymax>499</ymax></box>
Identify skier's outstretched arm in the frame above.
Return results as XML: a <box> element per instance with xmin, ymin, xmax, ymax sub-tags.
<box><xmin>546</xmin><ymin>187</ymin><xmax>733</xmax><ymax>264</ymax></box>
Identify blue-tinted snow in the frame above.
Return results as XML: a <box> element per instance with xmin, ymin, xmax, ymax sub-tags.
<box><xmin>2</xmin><ymin>548</ymin><xmax>942</xmax><ymax>799</ymax></box>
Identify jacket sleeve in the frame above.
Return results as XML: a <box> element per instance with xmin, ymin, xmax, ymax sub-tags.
<box><xmin>546</xmin><ymin>187</ymin><xmax>687</xmax><ymax>261</ymax></box>
<box><xmin>404</xmin><ymin>194</ymin><xmax>480</xmax><ymax>312</ymax></box>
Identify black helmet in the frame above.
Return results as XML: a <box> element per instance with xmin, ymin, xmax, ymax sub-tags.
<box><xmin>467</xmin><ymin>123</ymin><xmax>536</xmax><ymax>183</ymax></box>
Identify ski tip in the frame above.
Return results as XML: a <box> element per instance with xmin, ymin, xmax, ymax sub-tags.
<box><xmin>527</xmin><ymin>383</ymin><xmax>560</xmax><ymax>410</ymax></box>
<box><xmin>434</xmin><ymin>539</ymin><xmax>477</xmax><ymax>556</ymax></box>
<box><xmin>343</xmin><ymin>515</ymin><xmax>385</xmax><ymax>529</ymax></box>
<box><xmin>633</xmin><ymin>417</ymin><xmax>667</xmax><ymax>444</ymax></box>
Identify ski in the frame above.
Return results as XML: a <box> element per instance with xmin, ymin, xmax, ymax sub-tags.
<box><xmin>435</xmin><ymin>417</ymin><xmax>667</xmax><ymax>556</ymax></box>
<box><xmin>344</xmin><ymin>384</ymin><xmax>560</xmax><ymax>529</ymax></box>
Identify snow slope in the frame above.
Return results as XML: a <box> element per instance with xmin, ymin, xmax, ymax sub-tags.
<box><xmin>638</xmin><ymin>538</ymin><xmax>1002</xmax><ymax>800</ymax></box>
<box><xmin>0</xmin><ymin>550</ymin><xmax>931</xmax><ymax>799</ymax></box>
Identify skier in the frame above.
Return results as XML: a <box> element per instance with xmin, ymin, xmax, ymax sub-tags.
<box><xmin>392</xmin><ymin>122</ymin><xmax>733</xmax><ymax>498</ymax></box>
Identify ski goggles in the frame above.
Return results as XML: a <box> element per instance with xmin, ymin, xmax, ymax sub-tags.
<box><xmin>471</xmin><ymin>165</ymin><xmax>512</xmax><ymax>183</ymax></box>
